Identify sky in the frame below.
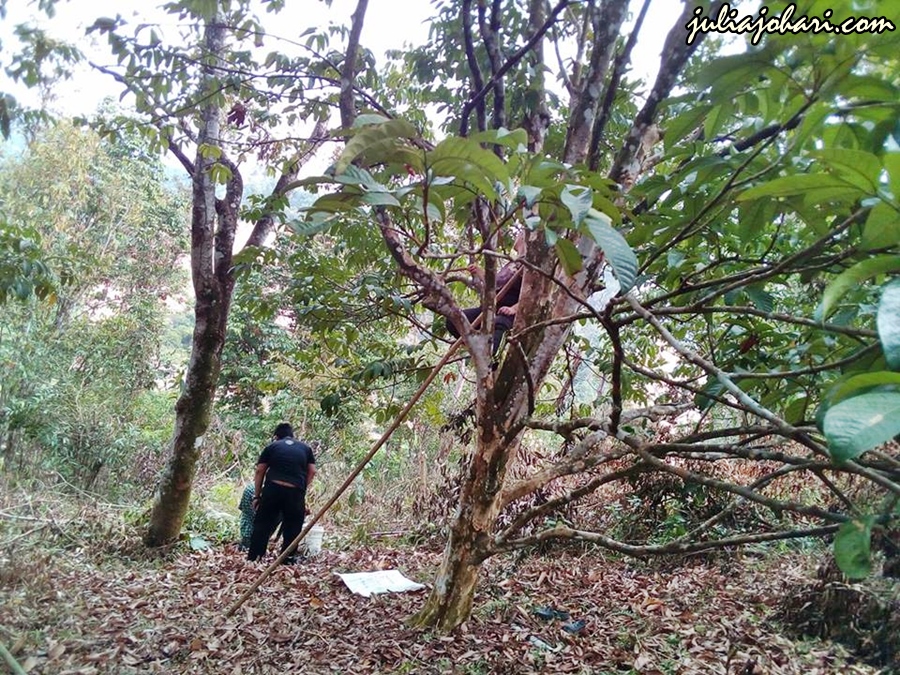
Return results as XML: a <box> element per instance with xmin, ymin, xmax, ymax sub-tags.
<box><xmin>2</xmin><ymin>0</ymin><xmax>686</xmax><ymax>121</ymax></box>
<box><xmin>0</xmin><ymin>0</ymin><xmax>690</xmax><ymax>248</ymax></box>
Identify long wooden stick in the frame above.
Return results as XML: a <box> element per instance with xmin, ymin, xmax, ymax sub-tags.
<box><xmin>224</xmin><ymin>264</ymin><xmax>523</xmax><ymax>618</ymax></box>
<box><xmin>224</xmin><ymin>337</ymin><xmax>462</xmax><ymax>617</ymax></box>
<box><xmin>0</xmin><ymin>641</ymin><xmax>27</xmax><ymax>675</ymax></box>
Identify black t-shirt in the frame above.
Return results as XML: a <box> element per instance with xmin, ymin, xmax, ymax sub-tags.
<box><xmin>257</xmin><ymin>437</ymin><xmax>316</xmax><ymax>490</ymax></box>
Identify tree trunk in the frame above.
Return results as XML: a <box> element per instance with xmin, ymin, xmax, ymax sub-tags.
<box><xmin>145</xmin><ymin>14</ymin><xmax>235</xmax><ymax>547</ymax></box>
<box><xmin>410</xmin><ymin>416</ymin><xmax>513</xmax><ymax>630</ymax></box>
<box><xmin>144</xmin><ymin>286</ymin><xmax>232</xmax><ymax>545</ymax></box>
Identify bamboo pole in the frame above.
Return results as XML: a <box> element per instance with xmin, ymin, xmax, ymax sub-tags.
<box><xmin>0</xmin><ymin>641</ymin><xmax>27</xmax><ymax>675</ymax></box>
<box><xmin>223</xmin><ymin>265</ymin><xmax>522</xmax><ymax>618</ymax></box>
<box><xmin>224</xmin><ymin>337</ymin><xmax>462</xmax><ymax>617</ymax></box>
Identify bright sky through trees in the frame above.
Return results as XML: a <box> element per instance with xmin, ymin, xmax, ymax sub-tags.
<box><xmin>1</xmin><ymin>0</ymin><xmax>684</xmax><ymax>120</ymax></box>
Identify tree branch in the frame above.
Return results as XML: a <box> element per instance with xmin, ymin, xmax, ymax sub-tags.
<box><xmin>339</xmin><ymin>0</ymin><xmax>369</xmax><ymax>129</ymax></box>
<box><xmin>625</xmin><ymin>293</ymin><xmax>827</xmax><ymax>455</ymax></box>
<box><xmin>588</xmin><ymin>0</ymin><xmax>651</xmax><ymax>170</ymax></box>
<box><xmin>609</xmin><ymin>1</ymin><xmax>706</xmax><ymax>184</ymax></box>
<box><xmin>244</xmin><ymin>118</ymin><xmax>328</xmax><ymax>250</ymax></box>
<box><xmin>563</xmin><ymin>0</ymin><xmax>629</xmax><ymax>164</ymax></box>
<box><xmin>460</xmin><ymin>0</ymin><xmax>570</xmax><ymax>137</ymax></box>
<box><xmin>461</xmin><ymin>0</ymin><xmax>487</xmax><ymax>136</ymax></box>
<box><xmin>497</xmin><ymin>523</ymin><xmax>841</xmax><ymax>556</ymax></box>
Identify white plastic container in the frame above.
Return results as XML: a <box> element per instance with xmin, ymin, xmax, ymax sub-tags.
<box><xmin>303</xmin><ymin>525</ymin><xmax>325</xmax><ymax>556</ymax></box>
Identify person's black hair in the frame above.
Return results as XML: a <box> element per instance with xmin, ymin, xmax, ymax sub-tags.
<box><xmin>273</xmin><ymin>423</ymin><xmax>294</xmax><ymax>439</ymax></box>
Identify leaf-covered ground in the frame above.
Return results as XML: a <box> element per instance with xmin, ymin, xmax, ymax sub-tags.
<box><xmin>0</xmin><ymin>500</ymin><xmax>889</xmax><ymax>675</ymax></box>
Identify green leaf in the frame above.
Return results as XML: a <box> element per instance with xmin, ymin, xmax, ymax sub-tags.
<box><xmin>782</xmin><ymin>397</ymin><xmax>809</xmax><ymax>425</ymax></box>
<box><xmin>332</xmin><ymin>165</ymin><xmax>381</xmax><ymax>189</ymax></box>
<box><xmin>360</xmin><ymin>191</ymin><xmax>400</xmax><ymax>207</ymax></box>
<box><xmin>467</xmin><ymin>127</ymin><xmax>528</xmax><ymax>150</ymax></box>
<box><xmin>555</xmin><ymin>238</ymin><xmax>582</xmax><ymax>276</ymax></box>
<box><xmin>737</xmin><ymin>199</ymin><xmax>777</xmax><ymax>244</ymax></box>
<box><xmin>823</xmin><ymin>391</ymin><xmax>900</xmax><ymax>462</ymax></box>
<box><xmin>197</xmin><ymin>143</ymin><xmax>222</xmax><ymax>160</ymax></box>
<box><xmin>427</xmin><ymin>136</ymin><xmax>509</xmax><ymax>201</ymax></box>
<box><xmin>813</xmin><ymin>149</ymin><xmax>882</xmax><ymax>192</ymax></box>
<box><xmin>308</xmin><ymin>192</ymin><xmax>363</xmax><ymax>213</ymax></box>
<box><xmin>208</xmin><ymin>162</ymin><xmax>232</xmax><ymax>185</ymax></box>
<box><xmin>518</xmin><ymin>185</ymin><xmax>542</xmax><ymax>207</ymax></box>
<box><xmin>352</xmin><ymin>113</ymin><xmax>391</xmax><ymax>128</ymax></box>
<box><xmin>695</xmin><ymin>379</ymin><xmax>725</xmax><ymax>411</ymax></box>
<box><xmin>583</xmin><ymin>211</ymin><xmax>638</xmax><ymax>292</ymax></box>
<box><xmin>745</xmin><ymin>285</ymin><xmax>775</xmax><ymax>313</ymax></box>
<box><xmin>824</xmin><ymin>371</ymin><xmax>900</xmax><ymax>406</ymax></box>
<box><xmin>335</xmin><ymin>119</ymin><xmax>420</xmax><ymax>174</ymax></box>
<box><xmin>289</xmin><ymin>215</ymin><xmax>334</xmax><ymax>238</ymax></box>
<box><xmin>560</xmin><ymin>185</ymin><xmax>592</xmax><ymax>226</ymax></box>
<box><xmin>833</xmin><ymin>518</ymin><xmax>874</xmax><ymax>580</ymax></box>
<box><xmin>817</xmin><ymin>255</ymin><xmax>900</xmax><ymax>320</ymax></box>
<box><xmin>738</xmin><ymin>174</ymin><xmax>863</xmax><ymax>203</ymax></box>
<box><xmin>878</xmin><ymin>278</ymin><xmax>900</xmax><ymax>370</ymax></box>
<box><xmin>884</xmin><ymin>152</ymin><xmax>900</xmax><ymax>202</ymax></box>
<box><xmin>663</xmin><ymin>104</ymin><xmax>712</xmax><ymax>150</ymax></box>
<box><xmin>861</xmin><ymin>202</ymin><xmax>900</xmax><ymax>251</ymax></box>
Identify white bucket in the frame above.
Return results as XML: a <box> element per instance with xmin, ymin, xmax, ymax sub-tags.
<box><xmin>303</xmin><ymin>525</ymin><xmax>325</xmax><ymax>556</ymax></box>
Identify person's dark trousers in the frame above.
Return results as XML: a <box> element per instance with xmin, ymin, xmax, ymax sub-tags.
<box><xmin>446</xmin><ymin>308</ymin><xmax>514</xmax><ymax>356</ymax></box>
<box><xmin>247</xmin><ymin>483</ymin><xmax>306</xmax><ymax>561</ymax></box>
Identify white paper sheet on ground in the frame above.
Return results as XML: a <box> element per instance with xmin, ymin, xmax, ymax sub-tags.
<box><xmin>336</xmin><ymin>569</ymin><xmax>426</xmax><ymax>597</ymax></box>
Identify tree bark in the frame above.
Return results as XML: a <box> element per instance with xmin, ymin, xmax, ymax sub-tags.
<box><xmin>145</xmin><ymin>14</ymin><xmax>233</xmax><ymax>547</ymax></box>
<box><xmin>408</xmin><ymin>0</ymin><xmax>700</xmax><ymax>630</ymax></box>
<box><xmin>409</xmin><ymin>410</ymin><xmax>513</xmax><ymax>630</ymax></box>
<box><xmin>339</xmin><ymin>0</ymin><xmax>369</xmax><ymax>129</ymax></box>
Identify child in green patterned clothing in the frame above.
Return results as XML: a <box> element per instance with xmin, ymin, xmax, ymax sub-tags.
<box><xmin>238</xmin><ymin>483</ymin><xmax>281</xmax><ymax>551</ymax></box>
<box><xmin>238</xmin><ymin>483</ymin><xmax>256</xmax><ymax>550</ymax></box>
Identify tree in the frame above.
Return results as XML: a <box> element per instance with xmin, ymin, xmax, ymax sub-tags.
<box><xmin>298</xmin><ymin>0</ymin><xmax>900</xmax><ymax>630</ymax></box>
<box><xmin>0</xmin><ymin>121</ymin><xmax>187</xmax><ymax>485</ymax></box>
<box><xmin>81</xmin><ymin>0</ymin><xmax>368</xmax><ymax>544</ymax></box>
<box><xmin>6</xmin><ymin>0</ymin><xmax>899</xmax><ymax>632</ymax></box>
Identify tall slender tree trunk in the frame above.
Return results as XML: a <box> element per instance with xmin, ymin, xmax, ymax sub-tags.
<box><xmin>145</xmin><ymin>15</ymin><xmax>237</xmax><ymax>547</ymax></box>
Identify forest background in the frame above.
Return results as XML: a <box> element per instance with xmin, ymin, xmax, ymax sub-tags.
<box><xmin>1</xmin><ymin>0</ymin><xmax>899</xmax><ymax>672</ymax></box>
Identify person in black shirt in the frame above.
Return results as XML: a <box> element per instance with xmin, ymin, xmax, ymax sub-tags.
<box><xmin>247</xmin><ymin>423</ymin><xmax>316</xmax><ymax>564</ymax></box>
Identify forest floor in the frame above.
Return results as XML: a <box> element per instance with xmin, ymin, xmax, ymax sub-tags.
<box><xmin>0</xmin><ymin>490</ymin><xmax>893</xmax><ymax>675</ymax></box>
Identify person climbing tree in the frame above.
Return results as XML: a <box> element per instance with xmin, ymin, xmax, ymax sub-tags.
<box><xmin>446</xmin><ymin>232</ymin><xmax>526</xmax><ymax>356</ymax></box>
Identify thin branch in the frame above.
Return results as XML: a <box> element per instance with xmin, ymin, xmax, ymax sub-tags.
<box><xmin>724</xmin><ymin>344</ymin><xmax>880</xmax><ymax>380</ymax></box>
<box><xmin>339</xmin><ymin>0</ymin><xmax>369</xmax><ymax>129</ymax></box>
<box><xmin>563</xmin><ymin>0</ymin><xmax>629</xmax><ymax>164</ymax></box>
<box><xmin>609</xmin><ymin>1</ymin><xmax>705</xmax><ymax>184</ymax></box>
<box><xmin>244</xmin><ymin>118</ymin><xmax>328</xmax><ymax>250</ymax></box>
<box><xmin>621</xmin><ymin>435</ymin><xmax>845</xmax><ymax>523</ymax></box>
<box><xmin>632</xmin><ymin>305</ymin><xmax>878</xmax><ymax>340</ymax></box>
<box><xmin>497</xmin><ymin>523</ymin><xmax>841</xmax><ymax>556</ymax></box>
<box><xmin>478</xmin><ymin>0</ymin><xmax>506</xmax><ymax>131</ymax></box>
<box><xmin>461</xmin><ymin>0</ymin><xmax>487</xmax><ymax>135</ymax></box>
<box><xmin>604</xmin><ymin>305</ymin><xmax>623</xmax><ymax>433</ymax></box>
<box><xmin>721</xmin><ymin>99</ymin><xmax>811</xmax><ymax>155</ymax></box>
<box><xmin>495</xmin><ymin>463</ymin><xmax>647</xmax><ymax>543</ymax></box>
<box><xmin>625</xmin><ymin>293</ymin><xmax>827</xmax><ymax>455</ymax></box>
<box><xmin>460</xmin><ymin>0</ymin><xmax>571</xmax><ymax>136</ymax></box>
<box><xmin>588</xmin><ymin>0</ymin><xmax>651</xmax><ymax>170</ymax></box>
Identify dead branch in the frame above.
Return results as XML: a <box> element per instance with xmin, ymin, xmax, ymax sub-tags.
<box><xmin>497</xmin><ymin>523</ymin><xmax>841</xmax><ymax>556</ymax></box>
